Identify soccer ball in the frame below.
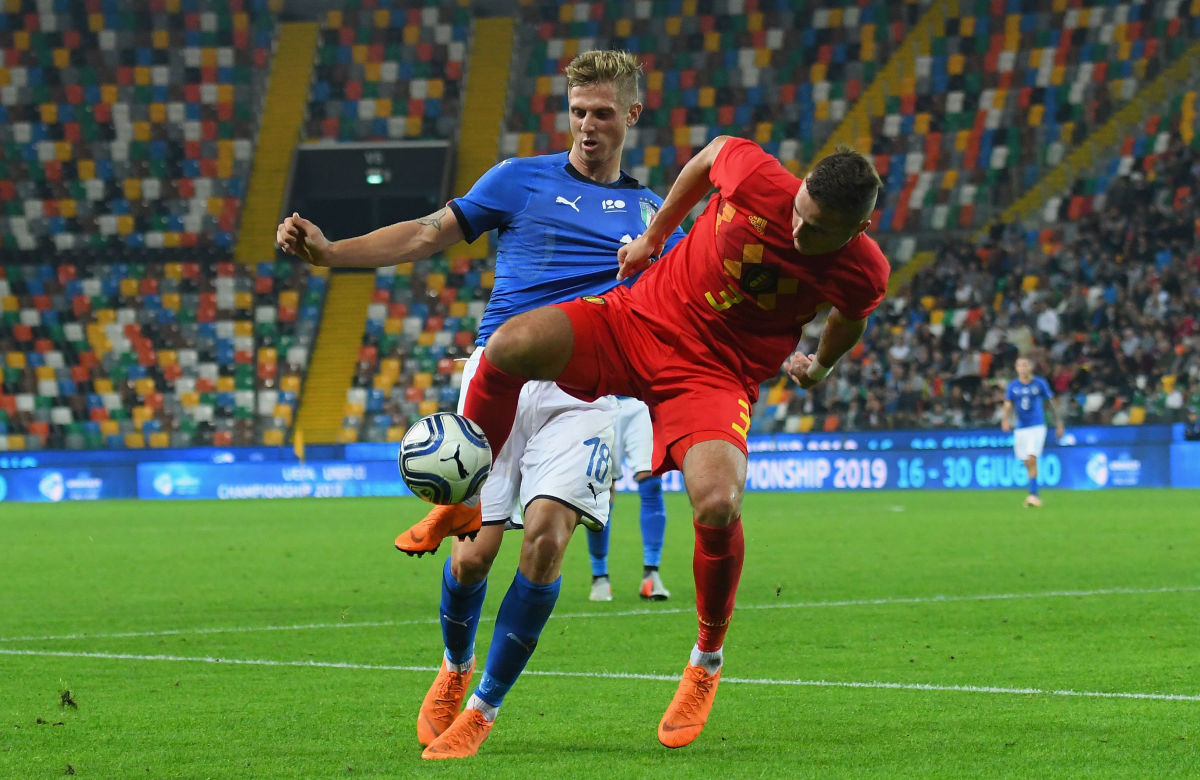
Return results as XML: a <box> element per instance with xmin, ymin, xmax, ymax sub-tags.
<box><xmin>398</xmin><ymin>413</ymin><xmax>491</xmax><ymax>505</ymax></box>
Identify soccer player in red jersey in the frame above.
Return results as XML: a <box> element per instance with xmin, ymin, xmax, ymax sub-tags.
<box><xmin>462</xmin><ymin>135</ymin><xmax>890</xmax><ymax>748</ymax></box>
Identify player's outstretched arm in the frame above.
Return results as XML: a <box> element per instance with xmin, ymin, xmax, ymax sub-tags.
<box><xmin>275</xmin><ymin>207</ymin><xmax>465</xmax><ymax>269</ymax></box>
<box><xmin>617</xmin><ymin>135</ymin><xmax>730</xmax><ymax>280</ymax></box>
<box><xmin>785</xmin><ymin>308</ymin><xmax>867</xmax><ymax>390</ymax></box>
<box><xmin>1046</xmin><ymin>394</ymin><xmax>1066</xmax><ymax>438</ymax></box>
<box><xmin>1000</xmin><ymin>400</ymin><xmax>1014</xmax><ymax>433</ymax></box>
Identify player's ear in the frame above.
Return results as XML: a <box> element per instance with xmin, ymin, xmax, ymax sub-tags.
<box><xmin>626</xmin><ymin>102</ymin><xmax>642</xmax><ymax>126</ymax></box>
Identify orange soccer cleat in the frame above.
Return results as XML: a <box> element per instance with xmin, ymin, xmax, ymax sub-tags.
<box><xmin>420</xmin><ymin>707</ymin><xmax>493</xmax><ymax>760</ymax></box>
<box><xmin>657</xmin><ymin>663</ymin><xmax>721</xmax><ymax>748</ymax></box>
<box><xmin>395</xmin><ymin>503</ymin><xmax>483</xmax><ymax>556</ymax></box>
<box><xmin>416</xmin><ymin>658</ymin><xmax>475</xmax><ymax>747</ymax></box>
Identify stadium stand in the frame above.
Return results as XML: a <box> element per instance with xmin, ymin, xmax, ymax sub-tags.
<box><xmin>0</xmin><ymin>0</ymin><xmax>276</xmax><ymax>256</ymax></box>
<box><xmin>303</xmin><ymin>0</ymin><xmax>469</xmax><ymax>143</ymax></box>
<box><xmin>0</xmin><ymin>259</ymin><xmax>326</xmax><ymax>450</ymax></box>
<box><xmin>868</xmin><ymin>0</ymin><xmax>1200</xmax><ymax>242</ymax></box>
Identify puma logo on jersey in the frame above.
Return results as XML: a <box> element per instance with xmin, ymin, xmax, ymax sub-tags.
<box><xmin>555</xmin><ymin>195</ymin><xmax>582</xmax><ymax>212</ymax></box>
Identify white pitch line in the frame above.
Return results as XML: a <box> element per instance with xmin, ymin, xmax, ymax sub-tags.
<box><xmin>1</xmin><ymin>585</ymin><xmax>1198</xmax><ymax>644</ymax></box>
<box><xmin>1</xmin><ymin>647</ymin><xmax>1197</xmax><ymax>703</ymax></box>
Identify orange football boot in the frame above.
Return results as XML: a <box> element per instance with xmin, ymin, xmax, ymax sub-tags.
<box><xmin>416</xmin><ymin>658</ymin><xmax>475</xmax><ymax>747</ymax></box>
<box><xmin>395</xmin><ymin>503</ymin><xmax>483</xmax><ymax>556</ymax></box>
<box><xmin>420</xmin><ymin>707</ymin><xmax>493</xmax><ymax>759</ymax></box>
<box><xmin>657</xmin><ymin>663</ymin><xmax>721</xmax><ymax>748</ymax></box>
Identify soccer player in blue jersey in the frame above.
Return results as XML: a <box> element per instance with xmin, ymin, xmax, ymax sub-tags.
<box><xmin>587</xmin><ymin>397</ymin><xmax>671</xmax><ymax>601</ymax></box>
<box><xmin>1001</xmin><ymin>356</ymin><xmax>1065</xmax><ymax>507</ymax></box>
<box><xmin>277</xmin><ymin>50</ymin><xmax>684</xmax><ymax>759</ymax></box>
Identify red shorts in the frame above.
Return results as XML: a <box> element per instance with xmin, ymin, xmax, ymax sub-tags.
<box><xmin>554</xmin><ymin>289</ymin><xmax>753</xmax><ymax>474</ymax></box>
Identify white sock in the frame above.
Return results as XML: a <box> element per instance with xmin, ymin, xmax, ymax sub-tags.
<box><xmin>444</xmin><ymin>653</ymin><xmax>474</xmax><ymax>675</ymax></box>
<box><xmin>689</xmin><ymin>644</ymin><xmax>723</xmax><ymax>675</ymax></box>
<box><xmin>467</xmin><ymin>693</ymin><xmax>499</xmax><ymax>722</ymax></box>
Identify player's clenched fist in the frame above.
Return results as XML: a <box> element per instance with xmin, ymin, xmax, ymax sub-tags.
<box><xmin>783</xmin><ymin>351</ymin><xmax>822</xmax><ymax>390</ymax></box>
<box><xmin>276</xmin><ymin>212</ymin><xmax>331</xmax><ymax>267</ymax></box>
<box><xmin>616</xmin><ymin>233</ymin><xmax>662</xmax><ymax>280</ymax></box>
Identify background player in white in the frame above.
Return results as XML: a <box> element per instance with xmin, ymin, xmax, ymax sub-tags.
<box><xmin>276</xmin><ymin>51</ymin><xmax>683</xmax><ymax>760</ymax></box>
<box><xmin>1001</xmin><ymin>356</ymin><xmax>1065</xmax><ymax>507</ymax></box>
<box><xmin>587</xmin><ymin>397</ymin><xmax>671</xmax><ymax>601</ymax></box>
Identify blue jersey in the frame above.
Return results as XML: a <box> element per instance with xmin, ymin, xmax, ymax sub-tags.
<box><xmin>1006</xmin><ymin>376</ymin><xmax>1054</xmax><ymax>428</ymax></box>
<box><xmin>447</xmin><ymin>152</ymin><xmax>685</xmax><ymax>345</ymax></box>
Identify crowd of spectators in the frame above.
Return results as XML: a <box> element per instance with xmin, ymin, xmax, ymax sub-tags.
<box><xmin>770</xmin><ymin>134</ymin><xmax>1200</xmax><ymax>433</ymax></box>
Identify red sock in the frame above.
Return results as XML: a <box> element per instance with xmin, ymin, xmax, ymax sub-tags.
<box><xmin>462</xmin><ymin>352</ymin><xmax>528</xmax><ymax>462</ymax></box>
<box><xmin>693</xmin><ymin>517</ymin><xmax>744</xmax><ymax>652</ymax></box>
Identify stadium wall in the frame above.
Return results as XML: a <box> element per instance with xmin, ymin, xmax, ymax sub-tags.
<box><xmin>0</xmin><ymin>424</ymin><xmax>1196</xmax><ymax>504</ymax></box>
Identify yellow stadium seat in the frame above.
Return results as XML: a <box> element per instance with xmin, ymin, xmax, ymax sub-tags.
<box><xmin>149</xmin><ymin>431</ymin><xmax>170</xmax><ymax>448</ymax></box>
<box><xmin>135</xmin><ymin>377</ymin><xmax>156</xmax><ymax>396</ymax></box>
<box><xmin>216</xmin><ymin>376</ymin><xmax>236</xmax><ymax>392</ymax></box>
<box><xmin>449</xmin><ymin>301</ymin><xmax>467</xmax><ymax>317</ymax></box>
<box><xmin>344</xmin><ymin>401</ymin><xmax>365</xmax><ymax>417</ymax></box>
<box><xmin>386</xmin><ymin>426</ymin><xmax>407</xmax><ymax>442</ymax></box>
<box><xmin>94</xmin><ymin>378</ymin><xmax>114</xmax><ymax>394</ymax></box>
<box><xmin>6</xmin><ymin>352</ymin><xmax>26</xmax><ymax>369</ymax></box>
<box><xmin>262</xmin><ymin>429</ymin><xmax>285</xmax><ymax>446</ymax></box>
<box><xmin>337</xmin><ymin>427</ymin><xmax>359</xmax><ymax>444</ymax></box>
<box><xmin>1128</xmin><ymin>406</ymin><xmax>1146</xmax><ymax>425</ymax></box>
<box><xmin>35</xmin><ymin>365</ymin><xmax>55</xmax><ymax>381</ymax></box>
<box><xmin>373</xmin><ymin>374</ymin><xmax>395</xmax><ymax>393</ymax></box>
<box><xmin>120</xmin><ymin>278</ymin><xmax>139</xmax><ymax>297</ymax></box>
<box><xmin>413</xmin><ymin>372</ymin><xmax>433</xmax><ymax>389</ymax></box>
<box><xmin>379</xmin><ymin>357</ymin><xmax>401</xmax><ymax>376</ymax></box>
<box><xmin>418</xmin><ymin>400</ymin><xmax>440</xmax><ymax>417</ymax></box>
<box><xmin>180</xmin><ymin>391</ymin><xmax>200</xmax><ymax>408</ymax></box>
<box><xmin>280</xmin><ymin>375</ymin><xmax>301</xmax><ymax>393</ymax></box>
<box><xmin>273</xmin><ymin>404</ymin><xmax>293</xmax><ymax>424</ymax></box>
<box><xmin>416</xmin><ymin>331</ymin><xmax>436</xmax><ymax>347</ymax></box>
<box><xmin>798</xmin><ymin>415</ymin><xmax>815</xmax><ymax>433</ymax></box>
<box><xmin>124</xmin><ymin>432</ymin><xmax>145</xmax><ymax>448</ymax></box>
<box><xmin>6</xmin><ymin>434</ymin><xmax>26</xmax><ymax>450</ymax></box>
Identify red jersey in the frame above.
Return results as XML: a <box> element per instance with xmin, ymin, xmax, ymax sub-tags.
<box><xmin>627</xmin><ymin>138</ymin><xmax>890</xmax><ymax>389</ymax></box>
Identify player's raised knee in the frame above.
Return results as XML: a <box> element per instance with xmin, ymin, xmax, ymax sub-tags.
<box><xmin>484</xmin><ymin>308</ymin><xmax>574</xmax><ymax>379</ymax></box>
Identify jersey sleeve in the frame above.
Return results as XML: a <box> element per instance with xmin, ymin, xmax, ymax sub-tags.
<box><xmin>448</xmin><ymin>158</ymin><xmax>531</xmax><ymax>243</ymax></box>
<box><xmin>709</xmin><ymin>137</ymin><xmax>776</xmax><ymax>201</ymax></box>
<box><xmin>830</xmin><ymin>243</ymin><xmax>890</xmax><ymax>320</ymax></box>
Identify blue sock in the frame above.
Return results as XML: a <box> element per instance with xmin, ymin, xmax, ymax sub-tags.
<box><xmin>474</xmin><ymin>570</ymin><xmax>561</xmax><ymax>708</ymax></box>
<box><xmin>439</xmin><ymin>557</ymin><xmax>487</xmax><ymax>666</ymax></box>
<box><xmin>587</xmin><ymin>522</ymin><xmax>610</xmax><ymax>577</ymax></box>
<box><xmin>638</xmin><ymin>476</ymin><xmax>666</xmax><ymax>569</ymax></box>
<box><xmin>1029</xmin><ymin>474</ymin><xmax>1040</xmax><ymax>495</ymax></box>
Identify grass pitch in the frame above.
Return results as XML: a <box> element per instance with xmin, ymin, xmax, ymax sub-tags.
<box><xmin>1</xmin><ymin>489</ymin><xmax>1198</xmax><ymax>777</ymax></box>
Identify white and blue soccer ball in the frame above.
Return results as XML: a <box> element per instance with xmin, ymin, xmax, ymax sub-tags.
<box><xmin>398</xmin><ymin>413</ymin><xmax>491</xmax><ymax>505</ymax></box>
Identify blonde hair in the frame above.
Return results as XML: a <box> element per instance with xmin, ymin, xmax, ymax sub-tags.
<box><xmin>564</xmin><ymin>50</ymin><xmax>643</xmax><ymax>108</ymax></box>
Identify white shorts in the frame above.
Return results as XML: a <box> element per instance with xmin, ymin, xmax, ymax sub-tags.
<box><xmin>612</xmin><ymin>397</ymin><xmax>653</xmax><ymax>480</ymax></box>
<box><xmin>1013</xmin><ymin>425</ymin><xmax>1047</xmax><ymax>460</ymax></box>
<box><xmin>458</xmin><ymin>349</ymin><xmax>616</xmax><ymax>530</ymax></box>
